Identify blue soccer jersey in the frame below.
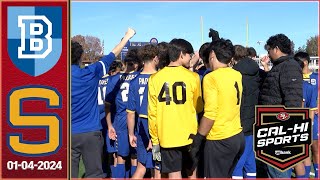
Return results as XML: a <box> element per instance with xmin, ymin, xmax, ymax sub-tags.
<box><xmin>127</xmin><ymin>73</ymin><xmax>152</xmax><ymax>135</ymax></box>
<box><xmin>303</xmin><ymin>79</ymin><xmax>318</xmax><ymax>140</ymax></box>
<box><xmin>303</xmin><ymin>81</ymin><xmax>317</xmax><ymax>109</ymax></box>
<box><xmin>98</xmin><ymin>75</ymin><xmax>109</xmax><ymax>129</ymax></box>
<box><xmin>72</xmin><ymin>53</ymin><xmax>115</xmax><ymax>134</ymax></box>
<box><xmin>126</xmin><ymin>73</ymin><xmax>155</xmax><ymax>168</ymax></box>
<box><xmin>303</xmin><ymin>72</ymin><xmax>318</xmax><ymax>87</ymax></box>
<box><xmin>105</xmin><ymin>72</ymin><xmax>139</xmax><ymax>132</ymax></box>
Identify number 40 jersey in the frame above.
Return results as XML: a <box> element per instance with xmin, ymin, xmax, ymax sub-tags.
<box><xmin>148</xmin><ymin>66</ymin><xmax>203</xmax><ymax>148</ymax></box>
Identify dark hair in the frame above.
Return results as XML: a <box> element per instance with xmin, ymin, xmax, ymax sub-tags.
<box><xmin>294</xmin><ymin>57</ymin><xmax>305</xmax><ymax>69</ymax></box>
<box><xmin>157</xmin><ymin>42</ymin><xmax>170</xmax><ymax>69</ymax></box>
<box><xmin>294</xmin><ymin>51</ymin><xmax>310</xmax><ymax>64</ymax></box>
<box><xmin>108</xmin><ymin>60</ymin><xmax>123</xmax><ymax>74</ymax></box>
<box><xmin>265</xmin><ymin>34</ymin><xmax>292</xmax><ymax>55</ymax></box>
<box><xmin>168</xmin><ymin>38</ymin><xmax>194</xmax><ymax>62</ymax></box>
<box><xmin>71</xmin><ymin>41</ymin><xmax>83</xmax><ymax>65</ymax></box>
<box><xmin>233</xmin><ymin>45</ymin><xmax>248</xmax><ymax>62</ymax></box>
<box><xmin>247</xmin><ymin>47</ymin><xmax>257</xmax><ymax>58</ymax></box>
<box><xmin>125</xmin><ymin>48</ymin><xmax>143</xmax><ymax>70</ymax></box>
<box><xmin>208</xmin><ymin>38</ymin><xmax>235</xmax><ymax>65</ymax></box>
<box><xmin>209</xmin><ymin>28</ymin><xmax>220</xmax><ymax>42</ymax></box>
<box><xmin>138</xmin><ymin>44</ymin><xmax>159</xmax><ymax>63</ymax></box>
<box><xmin>199</xmin><ymin>42</ymin><xmax>211</xmax><ymax>64</ymax></box>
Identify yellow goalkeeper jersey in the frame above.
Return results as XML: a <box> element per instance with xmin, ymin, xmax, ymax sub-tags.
<box><xmin>148</xmin><ymin>66</ymin><xmax>203</xmax><ymax>148</ymax></box>
<box><xmin>203</xmin><ymin>67</ymin><xmax>243</xmax><ymax>140</ymax></box>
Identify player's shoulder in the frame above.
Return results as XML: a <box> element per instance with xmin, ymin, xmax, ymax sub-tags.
<box><xmin>205</xmin><ymin>67</ymin><xmax>241</xmax><ymax>79</ymax></box>
<box><xmin>130</xmin><ymin>72</ymin><xmax>142</xmax><ymax>84</ymax></box>
<box><xmin>109</xmin><ymin>72</ymin><xmax>121</xmax><ymax>81</ymax></box>
<box><xmin>190</xmin><ymin>70</ymin><xmax>201</xmax><ymax>81</ymax></box>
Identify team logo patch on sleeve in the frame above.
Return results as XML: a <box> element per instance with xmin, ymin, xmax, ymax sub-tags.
<box><xmin>7</xmin><ymin>6</ymin><xmax>62</xmax><ymax>76</ymax></box>
<box><xmin>254</xmin><ymin>106</ymin><xmax>312</xmax><ymax>172</ymax></box>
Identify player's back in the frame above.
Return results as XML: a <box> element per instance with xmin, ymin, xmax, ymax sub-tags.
<box><xmin>148</xmin><ymin>66</ymin><xmax>203</xmax><ymax>148</ymax></box>
<box><xmin>303</xmin><ymin>81</ymin><xmax>317</xmax><ymax>108</ymax></box>
<box><xmin>203</xmin><ymin>68</ymin><xmax>243</xmax><ymax>140</ymax></box>
<box><xmin>304</xmin><ymin>72</ymin><xmax>318</xmax><ymax>86</ymax></box>
<box><xmin>106</xmin><ymin>72</ymin><xmax>138</xmax><ymax>131</ymax></box>
<box><xmin>127</xmin><ymin>73</ymin><xmax>152</xmax><ymax>138</ymax></box>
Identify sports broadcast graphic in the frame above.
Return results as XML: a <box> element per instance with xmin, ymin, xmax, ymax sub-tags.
<box><xmin>1</xmin><ymin>0</ymin><xmax>68</xmax><ymax>178</ymax></box>
<box><xmin>254</xmin><ymin>106</ymin><xmax>312</xmax><ymax>171</ymax></box>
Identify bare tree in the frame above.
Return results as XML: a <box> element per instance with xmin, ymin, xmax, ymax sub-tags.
<box><xmin>71</xmin><ymin>35</ymin><xmax>103</xmax><ymax>63</ymax></box>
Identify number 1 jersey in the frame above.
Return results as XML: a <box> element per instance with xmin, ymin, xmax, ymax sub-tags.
<box><xmin>127</xmin><ymin>73</ymin><xmax>152</xmax><ymax>137</ymax></box>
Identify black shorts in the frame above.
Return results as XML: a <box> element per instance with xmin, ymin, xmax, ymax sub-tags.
<box><xmin>160</xmin><ymin>145</ymin><xmax>193</xmax><ymax>174</ymax></box>
<box><xmin>204</xmin><ymin>131</ymin><xmax>245</xmax><ymax>178</ymax></box>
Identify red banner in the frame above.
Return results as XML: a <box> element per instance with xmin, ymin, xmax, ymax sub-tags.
<box><xmin>1</xmin><ymin>0</ymin><xmax>68</xmax><ymax>178</ymax></box>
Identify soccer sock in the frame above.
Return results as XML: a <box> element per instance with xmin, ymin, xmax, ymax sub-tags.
<box><xmin>304</xmin><ymin>166</ymin><xmax>311</xmax><ymax>178</ymax></box>
<box><xmin>296</xmin><ymin>174</ymin><xmax>305</xmax><ymax>178</ymax></box>
<box><xmin>131</xmin><ymin>166</ymin><xmax>137</xmax><ymax>177</ymax></box>
<box><xmin>114</xmin><ymin>164</ymin><xmax>126</xmax><ymax>178</ymax></box>
<box><xmin>288</xmin><ymin>168</ymin><xmax>293</xmax><ymax>177</ymax></box>
<box><xmin>110</xmin><ymin>165</ymin><xmax>116</xmax><ymax>178</ymax></box>
<box><xmin>125</xmin><ymin>166</ymin><xmax>130</xmax><ymax>178</ymax></box>
<box><xmin>314</xmin><ymin>164</ymin><xmax>318</xmax><ymax>178</ymax></box>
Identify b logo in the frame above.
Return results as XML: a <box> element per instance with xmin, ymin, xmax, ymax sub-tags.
<box><xmin>8</xmin><ymin>7</ymin><xmax>62</xmax><ymax>76</ymax></box>
<box><xmin>18</xmin><ymin>16</ymin><xmax>52</xmax><ymax>59</ymax></box>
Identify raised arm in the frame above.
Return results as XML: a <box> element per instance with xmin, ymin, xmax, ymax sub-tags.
<box><xmin>111</xmin><ymin>28</ymin><xmax>136</xmax><ymax>57</ymax></box>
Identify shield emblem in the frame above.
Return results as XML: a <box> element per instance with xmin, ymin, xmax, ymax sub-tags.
<box><xmin>254</xmin><ymin>106</ymin><xmax>311</xmax><ymax>171</ymax></box>
<box><xmin>7</xmin><ymin>6</ymin><xmax>62</xmax><ymax>76</ymax></box>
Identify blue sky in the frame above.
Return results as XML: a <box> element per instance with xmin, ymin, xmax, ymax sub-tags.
<box><xmin>72</xmin><ymin>1</ymin><xmax>318</xmax><ymax>56</ymax></box>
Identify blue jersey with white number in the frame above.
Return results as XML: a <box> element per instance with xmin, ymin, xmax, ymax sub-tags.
<box><xmin>98</xmin><ymin>75</ymin><xmax>109</xmax><ymax>120</ymax></box>
<box><xmin>127</xmin><ymin>73</ymin><xmax>152</xmax><ymax>136</ymax></box>
<box><xmin>72</xmin><ymin>53</ymin><xmax>115</xmax><ymax>134</ymax></box>
<box><xmin>303</xmin><ymin>72</ymin><xmax>318</xmax><ymax>86</ymax></box>
<box><xmin>98</xmin><ymin>75</ymin><xmax>109</xmax><ymax>131</ymax></box>
<box><xmin>105</xmin><ymin>72</ymin><xmax>138</xmax><ymax>131</ymax></box>
<box><xmin>127</xmin><ymin>73</ymin><xmax>151</xmax><ymax>114</ymax></box>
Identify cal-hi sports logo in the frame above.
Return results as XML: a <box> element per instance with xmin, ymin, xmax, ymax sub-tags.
<box><xmin>254</xmin><ymin>106</ymin><xmax>312</xmax><ymax>171</ymax></box>
<box><xmin>7</xmin><ymin>6</ymin><xmax>62</xmax><ymax>76</ymax></box>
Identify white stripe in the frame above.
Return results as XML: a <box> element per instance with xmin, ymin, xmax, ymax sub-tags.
<box><xmin>232</xmin><ymin>176</ymin><xmax>243</xmax><ymax>179</ymax></box>
<box><xmin>99</xmin><ymin>61</ymin><xmax>106</xmax><ymax>76</ymax></box>
<box><xmin>246</xmin><ymin>173</ymin><xmax>256</xmax><ymax>176</ymax></box>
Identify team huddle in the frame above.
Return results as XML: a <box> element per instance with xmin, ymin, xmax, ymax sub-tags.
<box><xmin>71</xmin><ymin>28</ymin><xmax>318</xmax><ymax>179</ymax></box>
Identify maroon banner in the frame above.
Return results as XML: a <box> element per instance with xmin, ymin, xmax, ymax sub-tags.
<box><xmin>1</xmin><ymin>0</ymin><xmax>68</xmax><ymax>178</ymax></box>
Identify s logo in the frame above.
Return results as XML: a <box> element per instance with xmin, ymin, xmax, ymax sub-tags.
<box><xmin>8</xmin><ymin>6</ymin><xmax>62</xmax><ymax>76</ymax></box>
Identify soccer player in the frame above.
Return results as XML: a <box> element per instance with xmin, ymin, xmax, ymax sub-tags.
<box><xmin>148</xmin><ymin>38</ymin><xmax>203</xmax><ymax>178</ymax></box>
<box><xmin>190</xmin><ymin>34</ymin><xmax>245</xmax><ymax>178</ymax></box>
<box><xmin>295</xmin><ymin>52</ymin><xmax>318</xmax><ymax>178</ymax></box>
<box><xmin>197</xmin><ymin>42</ymin><xmax>211</xmax><ymax>81</ymax></box>
<box><xmin>108</xmin><ymin>60</ymin><xmax>123</xmax><ymax>76</ymax></box>
<box><xmin>232</xmin><ymin>45</ymin><xmax>259</xmax><ymax>179</ymax></box>
<box><xmin>105</xmin><ymin>49</ymin><xmax>141</xmax><ymax>178</ymax></box>
<box><xmin>71</xmin><ymin>28</ymin><xmax>135</xmax><ymax>178</ymax></box>
<box><xmin>127</xmin><ymin>44</ymin><xmax>162</xmax><ymax>178</ymax></box>
<box><xmin>156</xmin><ymin>42</ymin><xmax>170</xmax><ymax>70</ymax></box>
<box><xmin>98</xmin><ymin>60</ymin><xmax>124</xmax><ymax>177</ymax></box>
